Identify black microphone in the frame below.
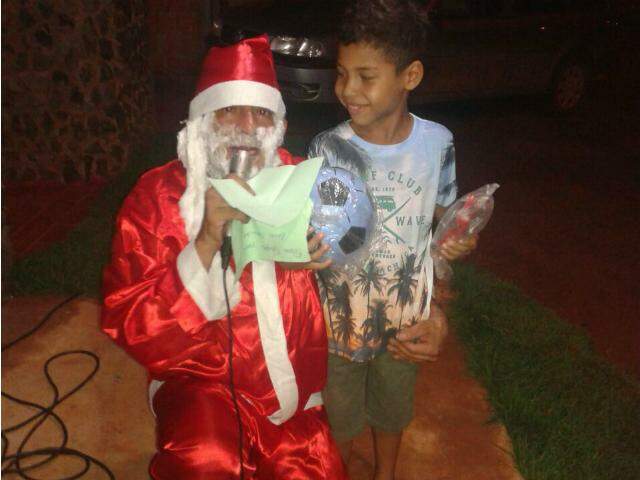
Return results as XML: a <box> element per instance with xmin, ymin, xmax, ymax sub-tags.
<box><xmin>220</xmin><ymin>148</ymin><xmax>255</xmax><ymax>271</ymax></box>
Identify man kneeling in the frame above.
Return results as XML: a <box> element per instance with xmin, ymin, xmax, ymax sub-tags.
<box><xmin>101</xmin><ymin>34</ymin><xmax>347</xmax><ymax>479</ymax></box>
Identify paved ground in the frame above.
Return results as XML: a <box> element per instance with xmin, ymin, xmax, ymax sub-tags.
<box><xmin>2</xmin><ymin>297</ymin><xmax>522</xmax><ymax>479</ymax></box>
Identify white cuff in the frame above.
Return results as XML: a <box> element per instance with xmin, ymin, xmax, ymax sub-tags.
<box><xmin>148</xmin><ymin>379</ymin><xmax>164</xmax><ymax>417</ymax></box>
<box><xmin>177</xmin><ymin>241</ymin><xmax>241</xmax><ymax>320</ymax></box>
<box><xmin>304</xmin><ymin>391</ymin><xmax>323</xmax><ymax>410</ymax></box>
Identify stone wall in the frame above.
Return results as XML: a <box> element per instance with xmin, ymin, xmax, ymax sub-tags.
<box><xmin>2</xmin><ymin>0</ymin><xmax>153</xmax><ymax>183</ymax></box>
<box><xmin>146</xmin><ymin>0</ymin><xmax>209</xmax><ymax>132</ymax></box>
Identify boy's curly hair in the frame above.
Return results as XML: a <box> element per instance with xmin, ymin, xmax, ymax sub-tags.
<box><xmin>338</xmin><ymin>0</ymin><xmax>431</xmax><ymax>70</ymax></box>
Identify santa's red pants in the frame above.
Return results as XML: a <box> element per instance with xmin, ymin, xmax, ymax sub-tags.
<box><xmin>149</xmin><ymin>376</ymin><xmax>348</xmax><ymax>479</ymax></box>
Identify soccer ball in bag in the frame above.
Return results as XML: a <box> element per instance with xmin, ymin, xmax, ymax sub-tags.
<box><xmin>310</xmin><ymin>167</ymin><xmax>375</xmax><ymax>267</ymax></box>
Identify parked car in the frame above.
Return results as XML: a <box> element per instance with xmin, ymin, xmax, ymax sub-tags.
<box><xmin>222</xmin><ymin>0</ymin><xmax>619</xmax><ymax>112</ymax></box>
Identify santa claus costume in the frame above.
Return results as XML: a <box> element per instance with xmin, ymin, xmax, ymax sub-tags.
<box><xmin>101</xmin><ymin>35</ymin><xmax>347</xmax><ymax>479</ymax></box>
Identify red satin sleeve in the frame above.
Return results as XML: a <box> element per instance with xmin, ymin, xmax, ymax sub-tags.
<box><xmin>278</xmin><ymin>147</ymin><xmax>301</xmax><ymax>166</ymax></box>
<box><xmin>101</xmin><ymin>152</ymin><xmax>306</xmax><ymax>378</ymax></box>
<box><xmin>101</xmin><ymin>165</ymin><xmax>208</xmax><ymax>376</ymax></box>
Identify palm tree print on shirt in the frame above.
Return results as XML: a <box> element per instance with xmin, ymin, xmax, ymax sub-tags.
<box><xmin>387</xmin><ymin>252</ymin><xmax>420</xmax><ymax>330</ymax></box>
<box><xmin>328</xmin><ymin>281</ymin><xmax>356</xmax><ymax>346</ymax></box>
<box><xmin>317</xmin><ymin>268</ymin><xmax>341</xmax><ymax>341</ymax></box>
<box><xmin>364</xmin><ymin>299</ymin><xmax>392</xmax><ymax>345</ymax></box>
<box><xmin>353</xmin><ymin>259</ymin><xmax>385</xmax><ymax>344</ymax></box>
<box><xmin>319</xmin><ymin>248</ymin><xmax>429</xmax><ymax>358</ymax></box>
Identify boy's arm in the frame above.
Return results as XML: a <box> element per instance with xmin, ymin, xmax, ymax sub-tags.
<box><xmin>434</xmin><ymin>139</ymin><xmax>479</xmax><ymax>260</ymax></box>
<box><xmin>386</xmin><ymin>301</ymin><xmax>448</xmax><ymax>363</ymax></box>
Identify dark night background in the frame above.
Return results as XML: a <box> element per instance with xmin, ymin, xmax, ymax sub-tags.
<box><xmin>6</xmin><ymin>0</ymin><xmax>637</xmax><ymax>374</ymax></box>
<box><xmin>1</xmin><ymin>1</ymin><xmax>639</xmax><ymax>478</ymax></box>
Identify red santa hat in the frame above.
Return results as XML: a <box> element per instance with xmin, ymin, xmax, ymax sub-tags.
<box><xmin>188</xmin><ymin>34</ymin><xmax>286</xmax><ymax>120</ymax></box>
<box><xmin>178</xmin><ymin>34</ymin><xmax>286</xmax><ymax>241</ymax></box>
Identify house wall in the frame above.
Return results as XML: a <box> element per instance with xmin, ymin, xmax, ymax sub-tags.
<box><xmin>2</xmin><ymin>0</ymin><xmax>153</xmax><ymax>182</ymax></box>
<box><xmin>145</xmin><ymin>0</ymin><xmax>210</xmax><ymax>131</ymax></box>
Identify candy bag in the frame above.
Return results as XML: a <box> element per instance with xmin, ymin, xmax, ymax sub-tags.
<box><xmin>431</xmin><ymin>183</ymin><xmax>499</xmax><ymax>280</ymax></box>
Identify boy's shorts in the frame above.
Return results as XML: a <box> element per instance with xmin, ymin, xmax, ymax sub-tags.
<box><xmin>322</xmin><ymin>352</ymin><xmax>418</xmax><ymax>442</ymax></box>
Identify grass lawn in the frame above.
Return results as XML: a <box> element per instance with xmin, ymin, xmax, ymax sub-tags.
<box><xmin>6</xmin><ymin>134</ymin><xmax>640</xmax><ymax>480</ymax></box>
<box><xmin>452</xmin><ymin>264</ymin><xmax>640</xmax><ymax>479</ymax></box>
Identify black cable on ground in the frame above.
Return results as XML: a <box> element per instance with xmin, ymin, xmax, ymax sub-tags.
<box><xmin>222</xmin><ymin>267</ymin><xmax>245</xmax><ymax>480</ymax></box>
<box><xmin>1</xmin><ymin>294</ymin><xmax>115</xmax><ymax>479</ymax></box>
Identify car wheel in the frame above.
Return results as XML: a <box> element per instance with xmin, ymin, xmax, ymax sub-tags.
<box><xmin>550</xmin><ymin>57</ymin><xmax>591</xmax><ymax>114</ymax></box>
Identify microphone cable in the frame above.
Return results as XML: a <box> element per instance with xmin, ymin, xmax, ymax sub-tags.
<box><xmin>221</xmin><ymin>247</ymin><xmax>245</xmax><ymax>480</ymax></box>
<box><xmin>1</xmin><ymin>294</ymin><xmax>115</xmax><ymax>479</ymax></box>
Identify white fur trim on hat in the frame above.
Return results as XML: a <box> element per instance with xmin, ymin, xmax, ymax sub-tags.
<box><xmin>189</xmin><ymin>80</ymin><xmax>286</xmax><ymax>120</ymax></box>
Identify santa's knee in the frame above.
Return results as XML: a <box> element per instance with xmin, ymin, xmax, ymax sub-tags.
<box><xmin>150</xmin><ymin>441</ymin><xmax>243</xmax><ymax>480</ymax></box>
<box><xmin>151</xmin><ymin>380</ymin><xmax>246</xmax><ymax>478</ymax></box>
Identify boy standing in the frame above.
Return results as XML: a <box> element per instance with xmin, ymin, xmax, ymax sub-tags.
<box><xmin>308</xmin><ymin>1</ymin><xmax>476</xmax><ymax>478</ymax></box>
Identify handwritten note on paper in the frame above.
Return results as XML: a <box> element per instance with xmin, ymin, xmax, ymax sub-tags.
<box><xmin>230</xmin><ymin>201</ymin><xmax>313</xmax><ymax>276</ymax></box>
<box><xmin>208</xmin><ymin>157</ymin><xmax>323</xmax><ymax>277</ymax></box>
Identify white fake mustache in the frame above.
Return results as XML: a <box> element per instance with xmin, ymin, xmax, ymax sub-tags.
<box><xmin>206</xmin><ymin>122</ymin><xmax>283</xmax><ymax>179</ymax></box>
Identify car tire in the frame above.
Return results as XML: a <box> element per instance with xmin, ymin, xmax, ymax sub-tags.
<box><xmin>549</xmin><ymin>56</ymin><xmax>591</xmax><ymax>114</ymax></box>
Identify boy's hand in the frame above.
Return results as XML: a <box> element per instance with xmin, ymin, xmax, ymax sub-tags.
<box><xmin>279</xmin><ymin>227</ymin><xmax>333</xmax><ymax>271</ymax></box>
<box><xmin>387</xmin><ymin>302</ymin><xmax>448</xmax><ymax>363</ymax></box>
<box><xmin>439</xmin><ymin>233</ymin><xmax>478</xmax><ymax>261</ymax></box>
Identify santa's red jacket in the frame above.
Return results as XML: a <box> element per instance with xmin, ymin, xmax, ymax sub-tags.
<box><xmin>101</xmin><ymin>149</ymin><xmax>327</xmax><ymax>425</ymax></box>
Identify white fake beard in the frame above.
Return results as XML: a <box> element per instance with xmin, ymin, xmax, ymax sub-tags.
<box><xmin>203</xmin><ymin>116</ymin><xmax>285</xmax><ymax>180</ymax></box>
<box><xmin>176</xmin><ymin>113</ymin><xmax>286</xmax><ymax>240</ymax></box>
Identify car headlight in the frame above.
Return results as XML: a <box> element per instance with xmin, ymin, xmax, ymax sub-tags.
<box><xmin>270</xmin><ymin>36</ymin><xmax>326</xmax><ymax>58</ymax></box>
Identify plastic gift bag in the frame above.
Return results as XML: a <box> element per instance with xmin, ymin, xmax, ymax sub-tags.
<box><xmin>431</xmin><ymin>183</ymin><xmax>499</xmax><ymax>281</ymax></box>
